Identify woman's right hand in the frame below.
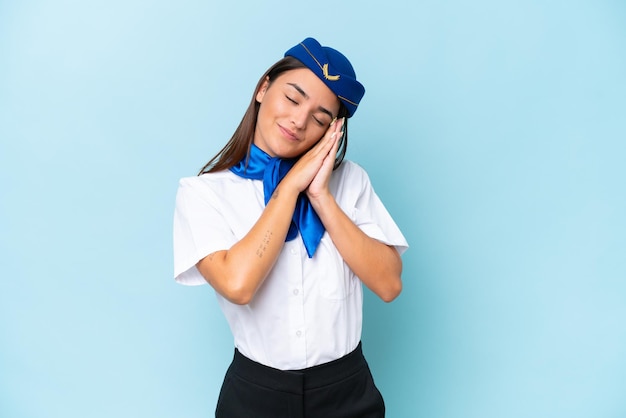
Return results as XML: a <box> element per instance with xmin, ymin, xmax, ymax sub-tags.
<box><xmin>195</xmin><ymin>120</ymin><xmax>343</xmax><ymax>305</ymax></box>
<box><xmin>282</xmin><ymin>118</ymin><xmax>343</xmax><ymax>193</ymax></box>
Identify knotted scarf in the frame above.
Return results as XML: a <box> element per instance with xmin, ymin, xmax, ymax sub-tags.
<box><xmin>229</xmin><ymin>144</ymin><xmax>324</xmax><ymax>258</ymax></box>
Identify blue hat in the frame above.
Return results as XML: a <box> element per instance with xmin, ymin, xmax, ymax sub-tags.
<box><xmin>284</xmin><ymin>37</ymin><xmax>365</xmax><ymax>118</ymax></box>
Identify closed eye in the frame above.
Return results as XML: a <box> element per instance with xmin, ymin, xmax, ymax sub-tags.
<box><xmin>286</xmin><ymin>82</ymin><xmax>336</xmax><ymax>121</ymax></box>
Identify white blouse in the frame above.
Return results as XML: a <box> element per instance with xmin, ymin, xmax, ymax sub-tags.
<box><xmin>173</xmin><ymin>160</ymin><xmax>408</xmax><ymax>370</ymax></box>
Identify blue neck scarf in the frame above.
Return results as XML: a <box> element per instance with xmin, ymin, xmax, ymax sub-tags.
<box><xmin>229</xmin><ymin>144</ymin><xmax>324</xmax><ymax>258</ymax></box>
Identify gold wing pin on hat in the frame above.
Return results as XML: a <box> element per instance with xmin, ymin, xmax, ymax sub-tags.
<box><xmin>322</xmin><ymin>64</ymin><xmax>340</xmax><ymax>81</ymax></box>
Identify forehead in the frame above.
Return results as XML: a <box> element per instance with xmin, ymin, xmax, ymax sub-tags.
<box><xmin>274</xmin><ymin>68</ymin><xmax>340</xmax><ymax>109</ymax></box>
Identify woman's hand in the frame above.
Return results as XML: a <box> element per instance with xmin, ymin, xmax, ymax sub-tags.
<box><xmin>307</xmin><ymin>118</ymin><xmax>344</xmax><ymax>202</ymax></box>
<box><xmin>297</xmin><ymin>117</ymin><xmax>403</xmax><ymax>303</ymax></box>
<box><xmin>281</xmin><ymin>118</ymin><xmax>344</xmax><ymax>195</ymax></box>
<box><xmin>196</xmin><ymin>119</ymin><xmax>346</xmax><ymax>305</ymax></box>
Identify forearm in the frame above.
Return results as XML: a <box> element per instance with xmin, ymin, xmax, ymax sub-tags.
<box><xmin>311</xmin><ymin>194</ymin><xmax>403</xmax><ymax>302</ymax></box>
<box><xmin>199</xmin><ymin>125</ymin><xmax>342</xmax><ymax>304</ymax></box>
<box><xmin>196</xmin><ymin>184</ymin><xmax>299</xmax><ymax>304</ymax></box>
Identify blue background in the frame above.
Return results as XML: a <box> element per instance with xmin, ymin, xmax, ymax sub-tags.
<box><xmin>1</xmin><ymin>1</ymin><xmax>625</xmax><ymax>417</ymax></box>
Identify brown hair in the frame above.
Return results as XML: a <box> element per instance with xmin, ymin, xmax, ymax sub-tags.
<box><xmin>198</xmin><ymin>56</ymin><xmax>350</xmax><ymax>175</ymax></box>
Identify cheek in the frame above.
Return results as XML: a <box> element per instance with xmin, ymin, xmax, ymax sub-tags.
<box><xmin>258</xmin><ymin>92</ymin><xmax>284</xmax><ymax>115</ymax></box>
<box><xmin>304</xmin><ymin>126</ymin><xmax>327</xmax><ymax>145</ymax></box>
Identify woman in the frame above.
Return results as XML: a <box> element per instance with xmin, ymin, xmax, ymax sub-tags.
<box><xmin>173</xmin><ymin>37</ymin><xmax>408</xmax><ymax>417</ymax></box>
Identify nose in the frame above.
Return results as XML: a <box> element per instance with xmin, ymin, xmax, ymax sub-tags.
<box><xmin>291</xmin><ymin>107</ymin><xmax>308</xmax><ymax>130</ymax></box>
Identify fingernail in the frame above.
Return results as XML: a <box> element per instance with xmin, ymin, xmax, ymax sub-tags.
<box><xmin>330</xmin><ymin>117</ymin><xmax>337</xmax><ymax>127</ymax></box>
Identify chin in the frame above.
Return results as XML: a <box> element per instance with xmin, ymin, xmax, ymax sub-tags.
<box><xmin>272</xmin><ymin>143</ymin><xmax>303</xmax><ymax>159</ymax></box>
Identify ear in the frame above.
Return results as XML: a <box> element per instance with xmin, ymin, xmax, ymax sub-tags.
<box><xmin>256</xmin><ymin>77</ymin><xmax>270</xmax><ymax>103</ymax></box>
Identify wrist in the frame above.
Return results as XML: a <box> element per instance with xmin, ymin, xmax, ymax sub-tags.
<box><xmin>308</xmin><ymin>190</ymin><xmax>335</xmax><ymax>213</ymax></box>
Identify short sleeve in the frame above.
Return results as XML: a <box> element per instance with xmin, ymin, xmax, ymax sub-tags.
<box><xmin>344</xmin><ymin>163</ymin><xmax>409</xmax><ymax>255</ymax></box>
<box><xmin>173</xmin><ymin>177</ymin><xmax>237</xmax><ymax>286</ymax></box>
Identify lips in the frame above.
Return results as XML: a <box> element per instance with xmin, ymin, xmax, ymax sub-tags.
<box><xmin>278</xmin><ymin>124</ymin><xmax>300</xmax><ymax>142</ymax></box>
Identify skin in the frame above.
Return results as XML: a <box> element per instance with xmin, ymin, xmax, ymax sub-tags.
<box><xmin>196</xmin><ymin>68</ymin><xmax>403</xmax><ymax>305</ymax></box>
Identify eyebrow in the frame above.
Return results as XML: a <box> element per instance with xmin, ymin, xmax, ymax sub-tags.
<box><xmin>287</xmin><ymin>82</ymin><xmax>335</xmax><ymax>120</ymax></box>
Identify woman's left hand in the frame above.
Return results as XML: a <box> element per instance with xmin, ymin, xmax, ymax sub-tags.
<box><xmin>306</xmin><ymin>118</ymin><xmax>344</xmax><ymax>204</ymax></box>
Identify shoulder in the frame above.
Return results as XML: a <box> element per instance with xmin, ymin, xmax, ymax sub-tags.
<box><xmin>177</xmin><ymin>170</ymin><xmax>253</xmax><ymax>192</ymax></box>
<box><xmin>329</xmin><ymin>160</ymin><xmax>375</xmax><ymax>203</ymax></box>
<box><xmin>178</xmin><ymin>170</ymin><xmax>237</xmax><ymax>187</ymax></box>
<box><xmin>176</xmin><ymin>170</ymin><xmax>255</xmax><ymax>203</ymax></box>
<box><xmin>334</xmin><ymin>160</ymin><xmax>372</xmax><ymax>185</ymax></box>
